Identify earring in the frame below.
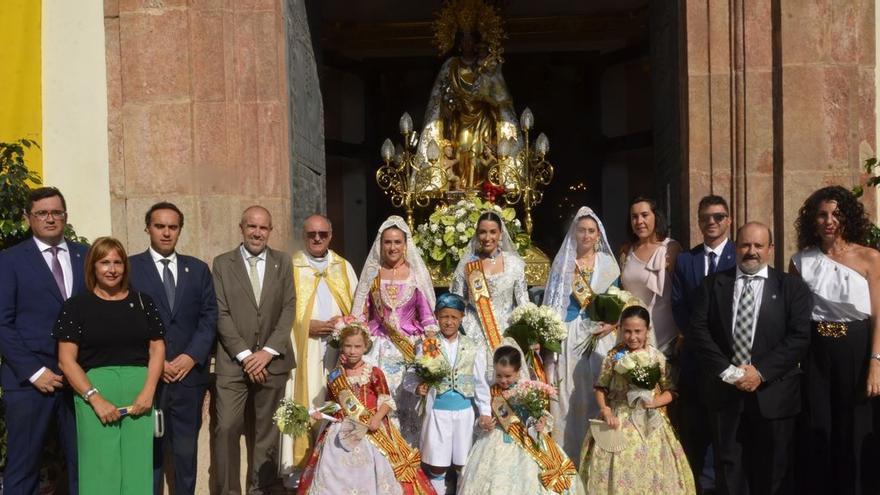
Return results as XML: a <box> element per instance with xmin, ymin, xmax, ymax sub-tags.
<box><xmin>594</xmin><ymin>240</ymin><xmax>600</xmax><ymax>252</ymax></box>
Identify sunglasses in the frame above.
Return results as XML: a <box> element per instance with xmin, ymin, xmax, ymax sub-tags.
<box><xmin>306</xmin><ymin>231</ymin><xmax>330</xmax><ymax>240</ymax></box>
<box><xmin>699</xmin><ymin>212</ymin><xmax>729</xmax><ymax>224</ymax></box>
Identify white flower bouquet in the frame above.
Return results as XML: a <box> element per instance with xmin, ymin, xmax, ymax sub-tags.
<box><xmin>612</xmin><ymin>349</ymin><xmax>662</xmax><ymax>390</ymax></box>
<box><xmin>505</xmin><ymin>303</ymin><xmax>567</xmax><ymax>382</ymax></box>
<box><xmin>274</xmin><ymin>399</ymin><xmax>343</xmax><ymax>437</ymax></box>
<box><xmin>413</xmin><ymin>198</ymin><xmax>529</xmax><ymax>276</ymax></box>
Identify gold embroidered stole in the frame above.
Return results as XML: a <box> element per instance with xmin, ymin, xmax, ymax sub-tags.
<box><xmin>465</xmin><ymin>260</ymin><xmax>503</xmax><ymax>350</ymax></box>
<box><xmin>490</xmin><ymin>385</ymin><xmax>577</xmax><ymax>493</ymax></box>
<box><xmin>370</xmin><ymin>277</ymin><xmax>415</xmax><ymax>361</ymax></box>
<box><xmin>327</xmin><ymin>367</ymin><xmax>424</xmax><ymax>490</ymax></box>
<box><xmin>571</xmin><ymin>263</ymin><xmax>595</xmax><ymax>311</ymax></box>
<box><xmin>291</xmin><ymin>251</ymin><xmax>353</xmax><ymax>465</ymax></box>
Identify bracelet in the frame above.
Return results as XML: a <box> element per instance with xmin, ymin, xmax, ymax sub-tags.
<box><xmin>83</xmin><ymin>387</ymin><xmax>99</xmax><ymax>402</ymax></box>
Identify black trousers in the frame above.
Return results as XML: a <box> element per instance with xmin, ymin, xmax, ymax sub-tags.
<box><xmin>708</xmin><ymin>396</ymin><xmax>796</xmax><ymax>495</ymax></box>
<box><xmin>677</xmin><ymin>384</ymin><xmax>713</xmax><ymax>492</ymax></box>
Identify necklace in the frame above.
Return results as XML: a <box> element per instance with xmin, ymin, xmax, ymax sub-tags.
<box><xmin>482</xmin><ymin>249</ymin><xmax>501</xmax><ymax>265</ymax></box>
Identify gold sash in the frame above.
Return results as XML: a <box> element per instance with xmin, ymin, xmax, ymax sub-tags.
<box><xmin>571</xmin><ymin>264</ymin><xmax>595</xmax><ymax>311</ymax></box>
<box><xmin>327</xmin><ymin>367</ymin><xmax>425</xmax><ymax>491</ymax></box>
<box><xmin>291</xmin><ymin>251</ymin><xmax>353</xmax><ymax>466</ymax></box>
<box><xmin>465</xmin><ymin>260</ymin><xmax>503</xmax><ymax>350</ymax></box>
<box><xmin>490</xmin><ymin>385</ymin><xmax>577</xmax><ymax>493</ymax></box>
<box><xmin>370</xmin><ymin>277</ymin><xmax>415</xmax><ymax>361</ymax></box>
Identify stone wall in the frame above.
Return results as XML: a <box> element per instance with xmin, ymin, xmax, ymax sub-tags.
<box><xmin>681</xmin><ymin>0</ymin><xmax>876</xmax><ymax>265</ymax></box>
<box><xmin>104</xmin><ymin>0</ymin><xmax>294</xmax><ymax>262</ymax></box>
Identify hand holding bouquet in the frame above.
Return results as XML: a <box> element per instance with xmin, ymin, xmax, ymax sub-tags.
<box><xmin>502</xmin><ymin>380</ymin><xmax>558</xmax><ymax>444</ymax></box>
<box><xmin>505</xmin><ymin>303</ymin><xmax>567</xmax><ymax>382</ymax></box>
<box><xmin>411</xmin><ymin>338</ymin><xmax>452</xmax><ymax>414</ymax></box>
<box><xmin>612</xmin><ymin>349</ymin><xmax>662</xmax><ymax>390</ymax></box>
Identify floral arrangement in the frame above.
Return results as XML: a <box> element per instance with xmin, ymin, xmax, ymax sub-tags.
<box><xmin>411</xmin><ymin>337</ymin><xmax>453</xmax><ymax>413</ymax></box>
<box><xmin>612</xmin><ymin>349</ymin><xmax>662</xmax><ymax>390</ymax></box>
<box><xmin>413</xmin><ymin>198</ymin><xmax>530</xmax><ymax>275</ymax></box>
<box><xmin>328</xmin><ymin>315</ymin><xmax>365</xmax><ymax>348</ymax></box>
<box><xmin>505</xmin><ymin>302</ymin><xmax>566</xmax><ymax>381</ymax></box>
<box><xmin>274</xmin><ymin>399</ymin><xmax>341</xmax><ymax>437</ymax></box>
<box><xmin>502</xmin><ymin>379</ymin><xmax>558</xmax><ymax>421</ymax></box>
<box><xmin>576</xmin><ymin>287</ymin><xmax>642</xmax><ymax>356</ymax></box>
<box><xmin>481</xmin><ymin>180</ymin><xmax>505</xmax><ymax>203</ymax></box>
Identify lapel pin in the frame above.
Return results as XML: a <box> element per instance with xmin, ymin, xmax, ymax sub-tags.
<box><xmin>185</xmin><ymin>267</ymin><xmax>189</xmax><ymax>273</ymax></box>
<box><xmin>275</xmin><ymin>264</ymin><xmax>279</xmax><ymax>269</ymax></box>
<box><xmin>129</xmin><ymin>302</ymin><xmax>134</xmax><ymax>308</ymax></box>
<box><xmin>772</xmin><ymin>294</ymin><xmax>777</xmax><ymax>300</ymax></box>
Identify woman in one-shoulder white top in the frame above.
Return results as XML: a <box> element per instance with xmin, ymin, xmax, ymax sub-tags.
<box><xmin>790</xmin><ymin>186</ymin><xmax>880</xmax><ymax>495</ymax></box>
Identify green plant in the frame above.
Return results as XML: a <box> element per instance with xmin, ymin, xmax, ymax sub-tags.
<box><xmin>851</xmin><ymin>157</ymin><xmax>880</xmax><ymax>249</ymax></box>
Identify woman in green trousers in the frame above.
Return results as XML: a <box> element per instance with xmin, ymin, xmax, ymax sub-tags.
<box><xmin>54</xmin><ymin>237</ymin><xmax>165</xmax><ymax>494</ymax></box>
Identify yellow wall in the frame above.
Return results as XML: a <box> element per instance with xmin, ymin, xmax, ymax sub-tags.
<box><xmin>41</xmin><ymin>0</ymin><xmax>111</xmax><ymax>240</ymax></box>
<box><xmin>0</xmin><ymin>0</ymin><xmax>42</xmax><ymax>175</ymax></box>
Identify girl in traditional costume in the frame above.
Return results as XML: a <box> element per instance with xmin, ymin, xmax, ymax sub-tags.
<box><xmin>543</xmin><ymin>206</ymin><xmax>621</xmax><ymax>462</ymax></box>
<box><xmin>451</xmin><ymin>211</ymin><xmax>529</xmax><ymax>377</ymax></box>
<box><xmin>298</xmin><ymin>324</ymin><xmax>435</xmax><ymax>495</ymax></box>
<box><xmin>353</xmin><ymin>216</ymin><xmax>439</xmax><ymax>446</ymax></box>
<box><xmin>458</xmin><ymin>342</ymin><xmax>586</xmax><ymax>495</ymax></box>
<box><xmin>406</xmin><ymin>293</ymin><xmax>492</xmax><ymax>494</ymax></box>
<box><xmin>579</xmin><ymin>305</ymin><xmax>695</xmax><ymax>494</ymax></box>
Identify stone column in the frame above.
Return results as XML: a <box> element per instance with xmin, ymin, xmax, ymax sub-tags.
<box><xmin>105</xmin><ymin>0</ymin><xmax>294</xmax><ymax>261</ymax></box>
<box><xmin>681</xmin><ymin>0</ymin><xmax>875</xmax><ymax>264</ymax></box>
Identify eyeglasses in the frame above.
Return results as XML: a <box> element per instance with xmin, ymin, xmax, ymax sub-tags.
<box><xmin>29</xmin><ymin>210</ymin><xmax>67</xmax><ymax>221</ymax></box>
<box><xmin>699</xmin><ymin>212</ymin><xmax>729</xmax><ymax>224</ymax></box>
<box><xmin>306</xmin><ymin>231</ymin><xmax>330</xmax><ymax>240</ymax></box>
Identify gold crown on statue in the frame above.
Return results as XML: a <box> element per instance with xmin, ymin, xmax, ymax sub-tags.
<box><xmin>433</xmin><ymin>0</ymin><xmax>505</xmax><ymax>62</ymax></box>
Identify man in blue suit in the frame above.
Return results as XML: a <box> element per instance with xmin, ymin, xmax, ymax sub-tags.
<box><xmin>129</xmin><ymin>202</ymin><xmax>217</xmax><ymax>495</ymax></box>
<box><xmin>0</xmin><ymin>187</ymin><xmax>86</xmax><ymax>494</ymax></box>
<box><xmin>672</xmin><ymin>194</ymin><xmax>735</xmax><ymax>493</ymax></box>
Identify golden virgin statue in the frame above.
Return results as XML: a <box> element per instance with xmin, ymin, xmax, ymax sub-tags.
<box><xmin>417</xmin><ymin>0</ymin><xmax>523</xmax><ymax>191</ymax></box>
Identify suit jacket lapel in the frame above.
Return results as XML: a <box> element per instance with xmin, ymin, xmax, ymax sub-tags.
<box><xmin>172</xmin><ymin>256</ymin><xmax>188</xmax><ymax>316</ymax></box>
<box><xmin>135</xmin><ymin>252</ymin><xmax>171</xmax><ymax>314</ymax></box>
<box><xmin>24</xmin><ymin>241</ymin><xmax>64</xmax><ymax>302</ymax></box>
<box><xmin>691</xmin><ymin>249</ymin><xmax>705</xmax><ymax>290</ymax></box>
<box><xmin>70</xmin><ymin>244</ymin><xmax>86</xmax><ymax>294</ymax></box>
<box><xmin>715</xmin><ymin>272</ymin><xmax>736</xmax><ymax>350</ymax></box>
<box><xmin>259</xmin><ymin>249</ymin><xmax>279</xmax><ymax>309</ymax></box>
<box><xmin>720</xmin><ymin>241</ymin><xmax>736</xmax><ymax>272</ymax></box>
<box><xmin>753</xmin><ymin>269</ymin><xmax>781</xmax><ymax>353</ymax></box>
<box><xmin>229</xmin><ymin>249</ymin><xmax>259</xmax><ymax>309</ymax></box>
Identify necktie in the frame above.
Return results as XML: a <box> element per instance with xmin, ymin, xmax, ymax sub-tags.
<box><xmin>248</xmin><ymin>256</ymin><xmax>261</xmax><ymax>304</ymax></box>
<box><xmin>732</xmin><ymin>277</ymin><xmax>756</xmax><ymax>365</ymax></box>
<box><xmin>48</xmin><ymin>246</ymin><xmax>67</xmax><ymax>299</ymax></box>
<box><xmin>708</xmin><ymin>251</ymin><xmax>718</xmax><ymax>275</ymax></box>
<box><xmin>160</xmin><ymin>259</ymin><xmax>176</xmax><ymax>308</ymax></box>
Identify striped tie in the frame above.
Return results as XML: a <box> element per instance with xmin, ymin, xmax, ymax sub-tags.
<box><xmin>247</xmin><ymin>256</ymin><xmax>261</xmax><ymax>304</ymax></box>
<box><xmin>732</xmin><ymin>277</ymin><xmax>755</xmax><ymax>365</ymax></box>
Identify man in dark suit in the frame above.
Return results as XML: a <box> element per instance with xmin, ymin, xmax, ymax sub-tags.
<box><xmin>689</xmin><ymin>222</ymin><xmax>812</xmax><ymax>495</ymax></box>
<box><xmin>0</xmin><ymin>187</ymin><xmax>87</xmax><ymax>494</ymax></box>
<box><xmin>672</xmin><ymin>194</ymin><xmax>735</xmax><ymax>490</ymax></box>
<box><xmin>129</xmin><ymin>202</ymin><xmax>217</xmax><ymax>495</ymax></box>
<box><xmin>211</xmin><ymin>205</ymin><xmax>296</xmax><ymax>494</ymax></box>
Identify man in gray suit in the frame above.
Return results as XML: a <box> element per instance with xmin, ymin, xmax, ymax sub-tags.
<box><xmin>211</xmin><ymin>206</ymin><xmax>296</xmax><ymax>494</ymax></box>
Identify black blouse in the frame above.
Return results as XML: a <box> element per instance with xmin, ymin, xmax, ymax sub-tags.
<box><xmin>53</xmin><ymin>291</ymin><xmax>165</xmax><ymax>370</ymax></box>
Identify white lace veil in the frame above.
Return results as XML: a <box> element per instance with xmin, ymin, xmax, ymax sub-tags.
<box><xmin>352</xmin><ymin>216</ymin><xmax>436</xmax><ymax>316</ymax></box>
<box><xmin>454</xmin><ymin>210</ymin><xmax>523</xmax><ymax>276</ymax></box>
<box><xmin>543</xmin><ymin>207</ymin><xmax>620</xmax><ymax>316</ymax></box>
<box><xmin>493</xmin><ymin>337</ymin><xmax>532</xmax><ymax>382</ymax></box>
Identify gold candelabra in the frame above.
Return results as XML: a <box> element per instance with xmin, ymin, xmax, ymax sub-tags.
<box><xmin>376</xmin><ymin>112</ymin><xmax>448</xmax><ymax>231</ymax></box>
<box><xmin>487</xmin><ymin>107</ymin><xmax>553</xmax><ymax>236</ymax></box>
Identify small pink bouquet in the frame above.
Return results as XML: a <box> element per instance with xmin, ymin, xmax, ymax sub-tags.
<box><xmin>501</xmin><ymin>379</ymin><xmax>558</xmax><ymax>420</ymax></box>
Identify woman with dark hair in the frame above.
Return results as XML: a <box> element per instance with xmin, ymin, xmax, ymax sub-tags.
<box><xmin>619</xmin><ymin>197</ymin><xmax>682</xmax><ymax>356</ymax></box>
<box><xmin>790</xmin><ymin>185</ymin><xmax>880</xmax><ymax>494</ymax></box>
<box><xmin>451</xmin><ymin>210</ymin><xmax>529</xmax><ymax>377</ymax></box>
<box><xmin>53</xmin><ymin>237</ymin><xmax>165</xmax><ymax>494</ymax></box>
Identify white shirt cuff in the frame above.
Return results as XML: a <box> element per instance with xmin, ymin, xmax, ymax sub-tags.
<box><xmin>720</xmin><ymin>365</ymin><xmax>744</xmax><ymax>384</ymax></box>
<box><xmin>29</xmin><ymin>366</ymin><xmax>47</xmax><ymax>383</ymax></box>
<box><xmin>263</xmin><ymin>346</ymin><xmax>279</xmax><ymax>356</ymax></box>
<box><xmin>235</xmin><ymin>350</ymin><xmax>253</xmax><ymax>362</ymax></box>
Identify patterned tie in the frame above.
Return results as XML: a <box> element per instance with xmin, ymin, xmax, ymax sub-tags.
<box><xmin>247</xmin><ymin>256</ymin><xmax>261</xmax><ymax>304</ymax></box>
<box><xmin>708</xmin><ymin>251</ymin><xmax>718</xmax><ymax>275</ymax></box>
<box><xmin>732</xmin><ymin>277</ymin><xmax>756</xmax><ymax>365</ymax></box>
<box><xmin>160</xmin><ymin>259</ymin><xmax>176</xmax><ymax>308</ymax></box>
<box><xmin>48</xmin><ymin>246</ymin><xmax>67</xmax><ymax>299</ymax></box>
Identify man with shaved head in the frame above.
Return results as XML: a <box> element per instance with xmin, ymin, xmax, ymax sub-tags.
<box><xmin>211</xmin><ymin>205</ymin><xmax>296</xmax><ymax>494</ymax></box>
<box><xmin>688</xmin><ymin>222</ymin><xmax>811</xmax><ymax>495</ymax></box>
<box><xmin>279</xmin><ymin>214</ymin><xmax>358</xmax><ymax>487</ymax></box>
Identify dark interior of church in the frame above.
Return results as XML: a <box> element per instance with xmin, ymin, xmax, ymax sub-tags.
<box><xmin>310</xmin><ymin>0</ymin><xmax>681</xmax><ymax>272</ymax></box>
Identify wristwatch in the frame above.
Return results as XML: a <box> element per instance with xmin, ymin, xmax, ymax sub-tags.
<box><xmin>870</xmin><ymin>353</ymin><xmax>880</xmax><ymax>362</ymax></box>
<box><xmin>83</xmin><ymin>387</ymin><xmax>99</xmax><ymax>402</ymax></box>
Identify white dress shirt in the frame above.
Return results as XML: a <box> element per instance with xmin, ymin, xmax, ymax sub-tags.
<box><xmin>719</xmin><ymin>265</ymin><xmax>768</xmax><ymax>381</ymax></box>
<box><xmin>703</xmin><ymin>238</ymin><xmax>729</xmax><ymax>276</ymax></box>
<box><xmin>235</xmin><ymin>245</ymin><xmax>277</xmax><ymax>362</ymax></box>
<box><xmin>149</xmin><ymin>247</ymin><xmax>178</xmax><ymax>283</ymax></box>
<box><xmin>30</xmin><ymin>237</ymin><xmax>74</xmax><ymax>383</ymax></box>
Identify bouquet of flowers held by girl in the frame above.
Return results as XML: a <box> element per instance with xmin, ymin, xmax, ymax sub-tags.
<box><xmin>411</xmin><ymin>337</ymin><xmax>453</xmax><ymax>414</ymax></box>
<box><xmin>577</xmin><ymin>286</ymin><xmax>641</xmax><ymax>356</ymax></box>
<box><xmin>502</xmin><ymin>379</ymin><xmax>558</xmax><ymax>444</ymax></box>
<box><xmin>612</xmin><ymin>348</ymin><xmax>662</xmax><ymax>406</ymax></box>
<box><xmin>505</xmin><ymin>302</ymin><xmax>567</xmax><ymax>382</ymax></box>
<box><xmin>273</xmin><ymin>399</ymin><xmax>342</xmax><ymax>437</ymax></box>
